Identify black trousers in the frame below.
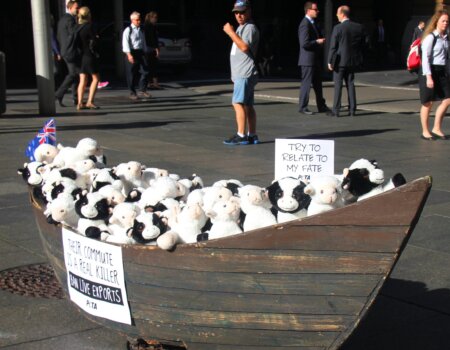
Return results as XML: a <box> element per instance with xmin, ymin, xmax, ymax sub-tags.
<box><xmin>299</xmin><ymin>65</ymin><xmax>326</xmax><ymax>111</ymax></box>
<box><xmin>333</xmin><ymin>67</ymin><xmax>356</xmax><ymax>114</ymax></box>
<box><xmin>125</xmin><ymin>50</ymin><xmax>149</xmax><ymax>94</ymax></box>
<box><xmin>55</xmin><ymin>59</ymin><xmax>79</xmax><ymax>101</ymax></box>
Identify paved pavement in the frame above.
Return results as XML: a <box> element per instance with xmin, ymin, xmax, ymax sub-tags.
<box><xmin>1</xmin><ymin>70</ymin><xmax>450</xmax><ymax>349</ymax></box>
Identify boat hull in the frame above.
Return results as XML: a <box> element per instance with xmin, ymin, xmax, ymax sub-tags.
<box><xmin>31</xmin><ymin>177</ymin><xmax>432</xmax><ymax>349</ymax></box>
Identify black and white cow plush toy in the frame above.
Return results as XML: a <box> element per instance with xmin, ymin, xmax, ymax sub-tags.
<box><xmin>75</xmin><ymin>191</ymin><xmax>112</xmax><ymax>240</ymax></box>
<box><xmin>130</xmin><ymin>212</ymin><xmax>168</xmax><ymax>245</ymax></box>
<box><xmin>341</xmin><ymin>159</ymin><xmax>406</xmax><ymax>201</ymax></box>
<box><xmin>267</xmin><ymin>177</ymin><xmax>311</xmax><ymax>223</ymax></box>
<box><xmin>18</xmin><ymin>162</ymin><xmax>46</xmax><ymax>186</ymax></box>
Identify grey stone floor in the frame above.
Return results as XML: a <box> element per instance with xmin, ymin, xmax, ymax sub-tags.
<box><xmin>1</xmin><ymin>74</ymin><xmax>449</xmax><ymax>349</ymax></box>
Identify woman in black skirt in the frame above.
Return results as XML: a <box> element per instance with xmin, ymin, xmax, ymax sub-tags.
<box><xmin>419</xmin><ymin>10</ymin><xmax>450</xmax><ymax>140</ymax></box>
<box><xmin>76</xmin><ymin>7</ymin><xmax>100</xmax><ymax>110</ymax></box>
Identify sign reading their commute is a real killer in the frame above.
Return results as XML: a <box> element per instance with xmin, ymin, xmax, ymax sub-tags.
<box><xmin>275</xmin><ymin>139</ymin><xmax>335</xmax><ymax>181</ymax></box>
<box><xmin>62</xmin><ymin>228</ymin><xmax>131</xmax><ymax>325</ymax></box>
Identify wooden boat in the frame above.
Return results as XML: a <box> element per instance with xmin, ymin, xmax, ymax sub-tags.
<box><xmin>30</xmin><ymin>176</ymin><xmax>431</xmax><ymax>350</ymax></box>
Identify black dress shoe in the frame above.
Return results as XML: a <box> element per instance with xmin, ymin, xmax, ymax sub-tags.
<box><xmin>421</xmin><ymin>135</ymin><xmax>436</xmax><ymax>141</ymax></box>
<box><xmin>318</xmin><ymin>106</ymin><xmax>331</xmax><ymax>113</ymax></box>
<box><xmin>431</xmin><ymin>132</ymin><xmax>448</xmax><ymax>140</ymax></box>
<box><xmin>299</xmin><ymin>108</ymin><xmax>314</xmax><ymax>115</ymax></box>
<box><xmin>55</xmin><ymin>96</ymin><xmax>66</xmax><ymax>107</ymax></box>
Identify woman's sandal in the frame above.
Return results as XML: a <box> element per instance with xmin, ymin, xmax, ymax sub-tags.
<box><xmin>76</xmin><ymin>104</ymin><xmax>86</xmax><ymax>110</ymax></box>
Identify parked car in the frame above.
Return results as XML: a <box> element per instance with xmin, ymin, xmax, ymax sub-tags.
<box><xmin>157</xmin><ymin>22</ymin><xmax>192</xmax><ymax>72</ymax></box>
<box><xmin>96</xmin><ymin>21</ymin><xmax>191</xmax><ymax>73</ymax></box>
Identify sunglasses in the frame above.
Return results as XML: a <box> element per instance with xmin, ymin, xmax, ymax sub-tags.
<box><xmin>234</xmin><ymin>11</ymin><xmax>247</xmax><ymax>15</ymax></box>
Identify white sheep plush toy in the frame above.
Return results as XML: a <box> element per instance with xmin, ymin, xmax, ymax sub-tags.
<box><xmin>304</xmin><ymin>175</ymin><xmax>345</xmax><ymax>216</ymax></box>
<box><xmin>44</xmin><ymin>192</ymin><xmax>79</xmax><ymax>228</ymax></box>
<box><xmin>238</xmin><ymin>184</ymin><xmax>277</xmax><ymax>231</ymax></box>
<box><xmin>113</xmin><ymin>161</ymin><xmax>148</xmax><ymax>194</ymax></box>
<box><xmin>52</xmin><ymin>137</ymin><xmax>105</xmax><ymax>168</ymax></box>
<box><xmin>157</xmin><ymin>202</ymin><xmax>208</xmax><ymax>250</ymax></box>
<box><xmin>34</xmin><ymin>143</ymin><xmax>59</xmax><ymax>164</ymax></box>
<box><xmin>205</xmin><ymin>196</ymin><xmax>243</xmax><ymax>240</ymax></box>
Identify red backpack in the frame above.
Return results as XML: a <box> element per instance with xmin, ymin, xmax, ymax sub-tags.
<box><xmin>407</xmin><ymin>34</ymin><xmax>438</xmax><ymax>72</ymax></box>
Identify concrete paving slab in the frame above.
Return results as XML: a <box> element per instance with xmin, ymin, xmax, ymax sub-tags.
<box><xmin>1</xmin><ymin>72</ymin><xmax>450</xmax><ymax>349</ymax></box>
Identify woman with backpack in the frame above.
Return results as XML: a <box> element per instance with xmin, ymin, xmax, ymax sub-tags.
<box><xmin>419</xmin><ymin>10</ymin><xmax>450</xmax><ymax>140</ymax></box>
<box><xmin>76</xmin><ymin>6</ymin><xmax>100</xmax><ymax>110</ymax></box>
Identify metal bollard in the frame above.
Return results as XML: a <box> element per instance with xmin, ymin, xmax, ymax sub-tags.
<box><xmin>0</xmin><ymin>52</ymin><xmax>5</xmax><ymax>115</ymax></box>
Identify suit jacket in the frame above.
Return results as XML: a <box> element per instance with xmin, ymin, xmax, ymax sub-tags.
<box><xmin>57</xmin><ymin>13</ymin><xmax>77</xmax><ymax>59</ymax></box>
<box><xmin>328</xmin><ymin>19</ymin><xmax>365</xmax><ymax>69</ymax></box>
<box><xmin>412</xmin><ymin>27</ymin><xmax>423</xmax><ymax>43</ymax></box>
<box><xmin>298</xmin><ymin>17</ymin><xmax>324</xmax><ymax>66</ymax></box>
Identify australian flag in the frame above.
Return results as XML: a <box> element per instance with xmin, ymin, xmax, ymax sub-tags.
<box><xmin>25</xmin><ymin>118</ymin><xmax>57</xmax><ymax>161</ymax></box>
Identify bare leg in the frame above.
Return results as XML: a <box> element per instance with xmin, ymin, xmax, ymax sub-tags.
<box><xmin>244</xmin><ymin>105</ymin><xmax>257</xmax><ymax>134</ymax></box>
<box><xmin>87</xmin><ymin>73</ymin><xmax>99</xmax><ymax>107</ymax></box>
<box><xmin>420</xmin><ymin>102</ymin><xmax>433</xmax><ymax>137</ymax></box>
<box><xmin>432</xmin><ymin>98</ymin><xmax>450</xmax><ymax>136</ymax></box>
<box><xmin>77</xmin><ymin>74</ymin><xmax>87</xmax><ymax>108</ymax></box>
<box><xmin>233</xmin><ymin>103</ymin><xmax>247</xmax><ymax>135</ymax></box>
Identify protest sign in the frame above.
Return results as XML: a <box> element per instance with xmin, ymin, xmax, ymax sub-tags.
<box><xmin>275</xmin><ymin>139</ymin><xmax>334</xmax><ymax>181</ymax></box>
<box><xmin>62</xmin><ymin>228</ymin><xmax>131</xmax><ymax>325</ymax></box>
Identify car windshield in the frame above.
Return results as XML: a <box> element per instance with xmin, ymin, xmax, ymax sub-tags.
<box><xmin>157</xmin><ymin>24</ymin><xmax>183</xmax><ymax>38</ymax></box>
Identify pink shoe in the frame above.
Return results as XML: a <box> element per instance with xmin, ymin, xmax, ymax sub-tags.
<box><xmin>98</xmin><ymin>81</ymin><xmax>109</xmax><ymax>89</ymax></box>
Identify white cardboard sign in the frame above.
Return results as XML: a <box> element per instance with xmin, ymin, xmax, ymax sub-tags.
<box><xmin>62</xmin><ymin>228</ymin><xmax>132</xmax><ymax>325</ymax></box>
<box><xmin>275</xmin><ymin>139</ymin><xmax>335</xmax><ymax>181</ymax></box>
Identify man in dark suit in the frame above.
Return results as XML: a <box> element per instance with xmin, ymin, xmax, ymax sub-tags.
<box><xmin>327</xmin><ymin>5</ymin><xmax>365</xmax><ymax>117</ymax></box>
<box><xmin>298</xmin><ymin>1</ymin><xmax>330</xmax><ymax>115</ymax></box>
<box><xmin>412</xmin><ymin>20</ymin><xmax>425</xmax><ymax>43</ymax></box>
<box><xmin>55</xmin><ymin>0</ymin><xmax>80</xmax><ymax>107</ymax></box>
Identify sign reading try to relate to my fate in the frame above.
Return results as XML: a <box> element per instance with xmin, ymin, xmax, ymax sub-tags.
<box><xmin>62</xmin><ymin>228</ymin><xmax>131</xmax><ymax>325</ymax></box>
<box><xmin>275</xmin><ymin>139</ymin><xmax>335</xmax><ymax>181</ymax></box>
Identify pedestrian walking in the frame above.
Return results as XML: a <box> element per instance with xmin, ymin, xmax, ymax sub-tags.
<box><xmin>327</xmin><ymin>5</ymin><xmax>365</xmax><ymax>117</ymax></box>
<box><xmin>298</xmin><ymin>1</ymin><xmax>330</xmax><ymax>115</ymax></box>
<box><xmin>412</xmin><ymin>20</ymin><xmax>425</xmax><ymax>43</ymax></box>
<box><xmin>418</xmin><ymin>10</ymin><xmax>450</xmax><ymax>140</ymax></box>
<box><xmin>144</xmin><ymin>11</ymin><xmax>162</xmax><ymax>90</ymax></box>
<box><xmin>122</xmin><ymin>11</ymin><xmax>151</xmax><ymax>100</ymax></box>
<box><xmin>76</xmin><ymin>6</ymin><xmax>100</xmax><ymax>110</ymax></box>
<box><xmin>55</xmin><ymin>0</ymin><xmax>80</xmax><ymax>107</ymax></box>
<box><xmin>223</xmin><ymin>0</ymin><xmax>260</xmax><ymax>145</ymax></box>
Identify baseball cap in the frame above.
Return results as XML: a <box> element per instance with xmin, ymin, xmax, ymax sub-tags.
<box><xmin>232</xmin><ymin>0</ymin><xmax>251</xmax><ymax>12</ymax></box>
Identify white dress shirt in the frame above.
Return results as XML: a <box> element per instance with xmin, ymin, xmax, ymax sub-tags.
<box><xmin>421</xmin><ymin>30</ymin><xmax>448</xmax><ymax>76</ymax></box>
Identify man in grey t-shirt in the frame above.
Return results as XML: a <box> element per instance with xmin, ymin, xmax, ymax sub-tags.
<box><xmin>223</xmin><ymin>0</ymin><xmax>260</xmax><ymax>145</ymax></box>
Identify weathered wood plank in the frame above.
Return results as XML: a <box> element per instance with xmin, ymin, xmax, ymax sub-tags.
<box><xmin>132</xmin><ymin>304</ymin><xmax>353</xmax><ymax>331</ymax></box>
<box><xmin>127</xmin><ymin>282</ymin><xmax>366</xmax><ymax>315</ymax></box>
<box><xmin>124</xmin><ymin>248</ymin><xmax>394</xmax><ymax>274</ymax></box>
<box><xmin>201</xmin><ymin>225</ymin><xmax>407</xmax><ymax>252</ymax></box>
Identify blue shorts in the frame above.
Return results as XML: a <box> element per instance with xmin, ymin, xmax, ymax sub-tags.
<box><xmin>232</xmin><ymin>76</ymin><xmax>258</xmax><ymax>105</ymax></box>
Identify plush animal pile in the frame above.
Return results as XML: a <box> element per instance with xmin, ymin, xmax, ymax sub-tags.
<box><xmin>18</xmin><ymin>138</ymin><xmax>407</xmax><ymax>250</ymax></box>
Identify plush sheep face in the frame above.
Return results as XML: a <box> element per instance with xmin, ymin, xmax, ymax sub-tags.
<box><xmin>75</xmin><ymin>192</ymin><xmax>110</xmax><ymax>220</ymax></box>
<box><xmin>208</xmin><ymin>197</ymin><xmax>241</xmax><ymax>223</ymax></box>
<box><xmin>110</xmin><ymin>202</ymin><xmax>140</xmax><ymax>229</ymax></box>
<box><xmin>76</xmin><ymin>137</ymin><xmax>101</xmax><ymax>157</ymax></box>
<box><xmin>305</xmin><ymin>176</ymin><xmax>341</xmax><ymax>205</ymax></box>
<box><xmin>267</xmin><ymin>177</ymin><xmax>311</xmax><ymax>213</ymax></box>
<box><xmin>202</xmin><ymin>186</ymin><xmax>233</xmax><ymax>213</ymax></box>
<box><xmin>18</xmin><ymin>162</ymin><xmax>45</xmax><ymax>186</ymax></box>
<box><xmin>114</xmin><ymin>161</ymin><xmax>144</xmax><ymax>181</ymax></box>
<box><xmin>98</xmin><ymin>185</ymin><xmax>126</xmax><ymax>206</ymax></box>
<box><xmin>238</xmin><ymin>185</ymin><xmax>271</xmax><ymax>208</ymax></box>
<box><xmin>34</xmin><ymin>143</ymin><xmax>58</xmax><ymax>164</ymax></box>
<box><xmin>44</xmin><ymin>193</ymin><xmax>78</xmax><ymax>226</ymax></box>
